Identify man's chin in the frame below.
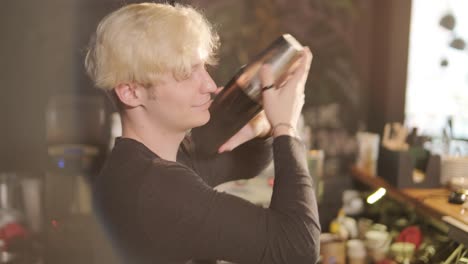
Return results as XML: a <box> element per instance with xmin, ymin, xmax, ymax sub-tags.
<box><xmin>191</xmin><ymin>113</ymin><xmax>210</xmax><ymax>129</ymax></box>
<box><xmin>198</xmin><ymin>116</ymin><xmax>210</xmax><ymax>127</ymax></box>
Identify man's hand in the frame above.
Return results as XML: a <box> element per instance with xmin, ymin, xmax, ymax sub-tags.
<box><xmin>218</xmin><ymin>111</ymin><xmax>271</xmax><ymax>153</ymax></box>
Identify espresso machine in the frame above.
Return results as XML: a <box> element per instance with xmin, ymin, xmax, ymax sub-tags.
<box><xmin>44</xmin><ymin>95</ymin><xmax>111</xmax><ymax>264</ymax></box>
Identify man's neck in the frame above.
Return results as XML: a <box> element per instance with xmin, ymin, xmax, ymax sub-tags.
<box><xmin>120</xmin><ymin>114</ymin><xmax>185</xmax><ymax>162</ymax></box>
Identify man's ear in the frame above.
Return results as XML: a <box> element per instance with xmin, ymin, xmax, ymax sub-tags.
<box><xmin>114</xmin><ymin>83</ymin><xmax>143</xmax><ymax>108</ymax></box>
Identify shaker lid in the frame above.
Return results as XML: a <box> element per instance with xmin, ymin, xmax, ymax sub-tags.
<box><xmin>241</xmin><ymin>34</ymin><xmax>304</xmax><ymax>102</ymax></box>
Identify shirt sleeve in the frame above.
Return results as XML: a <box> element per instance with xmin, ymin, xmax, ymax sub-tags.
<box><xmin>138</xmin><ymin>136</ymin><xmax>320</xmax><ymax>264</ymax></box>
<box><xmin>177</xmin><ymin>134</ymin><xmax>273</xmax><ymax>187</ymax></box>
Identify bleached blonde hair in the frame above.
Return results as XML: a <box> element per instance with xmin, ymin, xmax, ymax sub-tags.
<box><xmin>85</xmin><ymin>2</ymin><xmax>219</xmax><ymax>90</ymax></box>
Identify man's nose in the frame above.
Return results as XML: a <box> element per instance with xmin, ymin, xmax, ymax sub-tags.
<box><xmin>202</xmin><ymin>70</ymin><xmax>217</xmax><ymax>93</ymax></box>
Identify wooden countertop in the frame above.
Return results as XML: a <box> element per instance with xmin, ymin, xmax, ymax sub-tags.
<box><xmin>351</xmin><ymin>166</ymin><xmax>468</xmax><ymax>226</ymax></box>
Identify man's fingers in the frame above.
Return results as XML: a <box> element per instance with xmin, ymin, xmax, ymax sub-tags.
<box><xmin>218</xmin><ymin>125</ymin><xmax>254</xmax><ymax>153</ymax></box>
<box><xmin>301</xmin><ymin>47</ymin><xmax>313</xmax><ymax>81</ymax></box>
<box><xmin>215</xmin><ymin>87</ymin><xmax>224</xmax><ymax>95</ymax></box>
<box><xmin>288</xmin><ymin>47</ymin><xmax>313</xmax><ymax>87</ymax></box>
<box><xmin>260</xmin><ymin>65</ymin><xmax>275</xmax><ymax>90</ymax></box>
<box><xmin>218</xmin><ymin>135</ymin><xmax>243</xmax><ymax>153</ymax></box>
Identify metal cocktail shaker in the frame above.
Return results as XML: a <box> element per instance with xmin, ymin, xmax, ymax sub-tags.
<box><xmin>192</xmin><ymin>34</ymin><xmax>304</xmax><ymax>156</ymax></box>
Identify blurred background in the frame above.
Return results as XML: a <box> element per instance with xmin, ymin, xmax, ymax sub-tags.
<box><xmin>1</xmin><ymin>0</ymin><xmax>467</xmax><ymax>263</ymax></box>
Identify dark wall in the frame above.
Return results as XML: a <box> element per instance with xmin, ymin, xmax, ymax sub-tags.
<box><xmin>0</xmin><ymin>0</ymin><xmax>129</xmax><ymax>173</ymax></box>
<box><xmin>368</xmin><ymin>0</ymin><xmax>412</xmax><ymax>133</ymax></box>
<box><xmin>0</xmin><ymin>0</ymin><xmax>76</xmax><ymax>172</ymax></box>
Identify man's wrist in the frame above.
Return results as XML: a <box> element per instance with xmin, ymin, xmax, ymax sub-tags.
<box><xmin>271</xmin><ymin>123</ymin><xmax>296</xmax><ymax>138</ymax></box>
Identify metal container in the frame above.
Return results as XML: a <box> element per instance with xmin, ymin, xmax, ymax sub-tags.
<box><xmin>192</xmin><ymin>34</ymin><xmax>304</xmax><ymax>155</ymax></box>
<box><xmin>0</xmin><ymin>173</ymin><xmax>22</xmax><ymax>211</ymax></box>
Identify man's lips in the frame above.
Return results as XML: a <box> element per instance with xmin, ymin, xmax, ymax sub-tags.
<box><xmin>192</xmin><ymin>99</ymin><xmax>212</xmax><ymax>107</ymax></box>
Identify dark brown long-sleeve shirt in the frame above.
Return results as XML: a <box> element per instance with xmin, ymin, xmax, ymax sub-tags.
<box><xmin>92</xmin><ymin>135</ymin><xmax>320</xmax><ymax>264</ymax></box>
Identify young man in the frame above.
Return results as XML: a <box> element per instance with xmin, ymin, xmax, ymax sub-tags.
<box><xmin>85</xmin><ymin>3</ymin><xmax>320</xmax><ymax>264</ymax></box>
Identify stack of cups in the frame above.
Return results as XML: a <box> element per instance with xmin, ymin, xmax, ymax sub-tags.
<box><xmin>357</xmin><ymin>218</ymin><xmax>373</xmax><ymax>240</ymax></box>
<box><xmin>365</xmin><ymin>230</ymin><xmax>391</xmax><ymax>262</ymax></box>
<box><xmin>320</xmin><ymin>233</ymin><xmax>346</xmax><ymax>264</ymax></box>
<box><xmin>390</xmin><ymin>242</ymin><xmax>415</xmax><ymax>263</ymax></box>
<box><xmin>346</xmin><ymin>239</ymin><xmax>366</xmax><ymax>264</ymax></box>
